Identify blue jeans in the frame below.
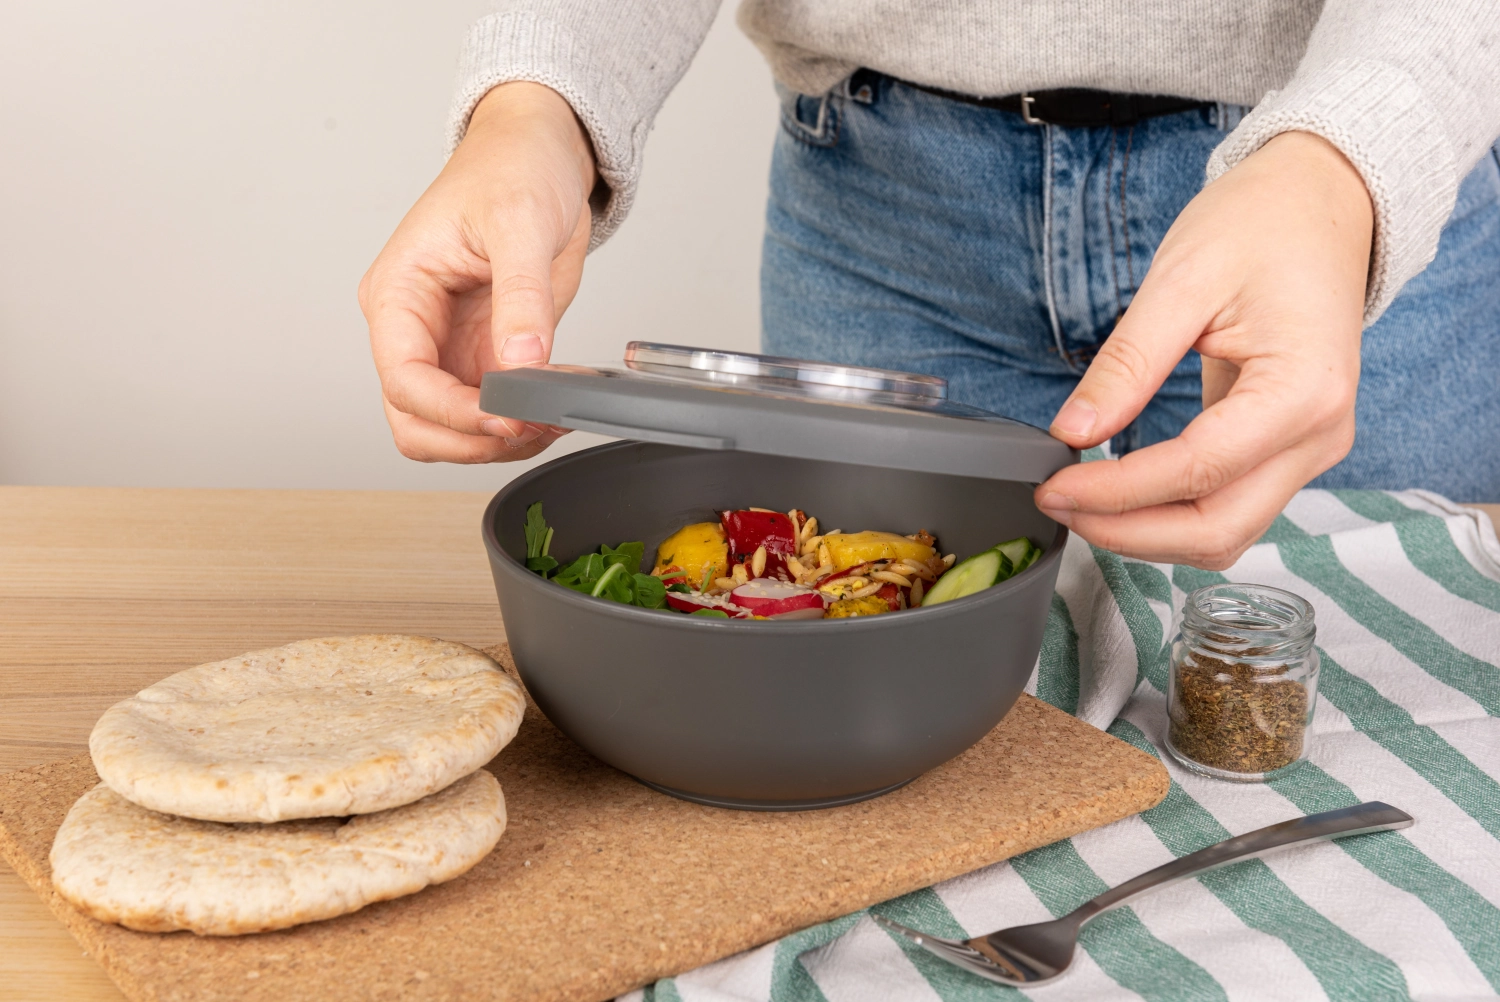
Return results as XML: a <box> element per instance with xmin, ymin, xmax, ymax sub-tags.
<box><xmin>762</xmin><ymin>72</ymin><xmax>1500</xmax><ymax>500</ymax></box>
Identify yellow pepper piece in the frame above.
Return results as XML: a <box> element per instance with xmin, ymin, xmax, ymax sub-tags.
<box><xmin>824</xmin><ymin>530</ymin><xmax>935</xmax><ymax>570</ymax></box>
<box><xmin>826</xmin><ymin>595</ymin><xmax>891</xmax><ymax>618</ymax></box>
<box><xmin>655</xmin><ymin>522</ymin><xmax>728</xmax><ymax>588</ymax></box>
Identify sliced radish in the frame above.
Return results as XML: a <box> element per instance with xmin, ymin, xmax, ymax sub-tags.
<box><xmin>665</xmin><ymin>590</ymin><xmax>754</xmax><ymax>618</ymax></box>
<box><xmin>729</xmin><ymin>578</ymin><xmax>827</xmax><ymax>619</ymax></box>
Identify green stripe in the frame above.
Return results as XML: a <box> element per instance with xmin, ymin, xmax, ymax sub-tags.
<box><xmin>1271</xmin><ymin>762</ymin><xmax>1500</xmax><ymax>991</ymax></box>
<box><xmin>1259</xmin><ymin>513</ymin><xmax>1310</xmax><ymax>545</ymax></box>
<box><xmin>1172</xmin><ymin>565</ymin><xmax>1500</xmax><ymax>840</ymax></box>
<box><xmin>643</xmin><ymin>981</ymin><xmax>683</xmax><ymax>1002</ymax></box>
<box><xmin>1331</xmin><ymin>491</ymin><xmax>1500</xmax><ymax>615</ymax></box>
<box><xmin>1274</xmin><ymin>532</ymin><xmax>1500</xmax><ymax>716</ymax></box>
<box><xmin>1009</xmin><ymin>837</ymin><xmax>1228</xmax><ymax>1001</ymax></box>
<box><xmin>1170</xmin><ymin>564</ymin><xmax>1222</xmax><ymax>597</ymax></box>
<box><xmin>767</xmin><ymin>912</ymin><xmax>863</xmax><ymax>1002</ymax></box>
<box><xmin>1124</xmin><ymin>560</ymin><xmax>1172</xmax><ymax>605</ymax></box>
<box><xmin>1036</xmin><ymin>592</ymin><xmax>1080</xmax><ymax>715</ymax></box>
<box><xmin>1109</xmin><ymin>720</ymin><xmax>1413</xmax><ymax>1001</ymax></box>
<box><xmin>1089</xmin><ymin>546</ymin><xmax>1170</xmax><ymax>692</ymax></box>
<box><xmin>1313</xmin><ymin>646</ymin><xmax>1500</xmax><ymax>838</ymax></box>
<box><xmin>874</xmin><ymin>888</ymin><xmax>1026</xmax><ymax>1001</ymax></box>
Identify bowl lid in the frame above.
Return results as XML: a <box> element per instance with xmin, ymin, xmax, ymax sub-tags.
<box><xmin>479</xmin><ymin>342</ymin><xmax>1078</xmax><ymax>482</ymax></box>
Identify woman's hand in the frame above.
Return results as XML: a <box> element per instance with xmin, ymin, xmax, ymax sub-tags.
<box><xmin>1033</xmin><ymin>131</ymin><xmax>1374</xmax><ymax>569</ymax></box>
<box><xmin>358</xmin><ymin>82</ymin><xmax>596</xmax><ymax>463</ymax></box>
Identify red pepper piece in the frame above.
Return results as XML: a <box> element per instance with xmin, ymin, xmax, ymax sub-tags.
<box><xmin>719</xmin><ymin>510</ymin><xmax>797</xmax><ymax>577</ymax></box>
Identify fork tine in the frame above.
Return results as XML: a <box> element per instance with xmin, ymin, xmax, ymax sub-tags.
<box><xmin>870</xmin><ymin>912</ymin><xmax>962</xmax><ymax>948</ymax></box>
<box><xmin>870</xmin><ymin>914</ymin><xmax>1026</xmax><ymax>986</ymax></box>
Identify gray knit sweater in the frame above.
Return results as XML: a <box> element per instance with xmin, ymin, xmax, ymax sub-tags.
<box><xmin>447</xmin><ymin>1</ymin><xmax>1500</xmax><ymax>322</ymax></box>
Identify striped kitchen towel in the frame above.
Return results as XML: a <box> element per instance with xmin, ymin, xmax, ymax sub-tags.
<box><xmin>623</xmin><ymin>489</ymin><xmax>1500</xmax><ymax>1002</ymax></box>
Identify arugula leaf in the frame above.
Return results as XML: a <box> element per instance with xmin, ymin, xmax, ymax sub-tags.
<box><xmin>590</xmin><ymin>562</ymin><xmax>628</xmax><ymax>597</ymax></box>
<box><xmin>689</xmin><ymin>608</ymin><xmax>730</xmax><ymax>618</ymax></box>
<box><xmin>524</xmin><ymin>506</ymin><xmax>672</xmax><ymax>610</ymax></box>
<box><xmin>554</xmin><ymin>552</ymin><xmax>606</xmax><ymax>592</ymax></box>
<box><xmin>524</xmin><ymin>502</ymin><xmax>549</xmax><ymax>560</ymax></box>
<box><xmin>631</xmin><ymin>573</ymin><xmax>667</xmax><ymax>609</ymax></box>
<box><xmin>600</xmin><ymin>541</ymin><xmax>645</xmax><ymax>573</ymax></box>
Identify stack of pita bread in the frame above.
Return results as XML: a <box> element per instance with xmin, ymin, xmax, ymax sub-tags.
<box><xmin>50</xmin><ymin>636</ymin><xmax>527</xmax><ymax>936</ymax></box>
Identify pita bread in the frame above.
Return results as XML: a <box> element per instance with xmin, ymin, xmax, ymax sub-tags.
<box><xmin>50</xmin><ymin>769</ymin><xmax>505</xmax><ymax>936</ymax></box>
<box><xmin>90</xmin><ymin>635</ymin><xmax>525</xmax><ymax>822</ymax></box>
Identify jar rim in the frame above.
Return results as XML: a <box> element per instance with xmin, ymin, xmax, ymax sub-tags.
<box><xmin>1181</xmin><ymin>582</ymin><xmax>1315</xmax><ymax>641</ymax></box>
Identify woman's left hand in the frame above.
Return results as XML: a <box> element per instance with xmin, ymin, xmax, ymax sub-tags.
<box><xmin>1033</xmin><ymin>131</ymin><xmax>1374</xmax><ymax>570</ymax></box>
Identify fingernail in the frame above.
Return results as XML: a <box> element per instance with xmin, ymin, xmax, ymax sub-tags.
<box><xmin>500</xmin><ymin>334</ymin><xmax>545</xmax><ymax>365</ymax></box>
<box><xmin>480</xmin><ymin>418</ymin><xmax>517</xmax><ymax>438</ymax></box>
<box><xmin>502</xmin><ymin>425</ymin><xmax>544</xmax><ymax>448</ymax></box>
<box><xmin>1038</xmin><ymin>492</ymin><xmax>1077</xmax><ymax>525</ymax></box>
<box><xmin>1051</xmin><ymin>397</ymin><xmax>1097</xmax><ymax>440</ymax></box>
<box><xmin>1038</xmin><ymin>491</ymin><xmax>1077</xmax><ymax>512</ymax></box>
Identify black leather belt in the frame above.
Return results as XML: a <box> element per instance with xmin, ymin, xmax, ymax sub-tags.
<box><xmin>901</xmin><ymin>79</ymin><xmax>1211</xmax><ymax>128</ymax></box>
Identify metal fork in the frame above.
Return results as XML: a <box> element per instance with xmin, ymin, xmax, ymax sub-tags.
<box><xmin>873</xmin><ymin>801</ymin><xmax>1413</xmax><ymax>986</ymax></box>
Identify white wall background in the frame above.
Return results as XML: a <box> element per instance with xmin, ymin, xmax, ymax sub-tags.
<box><xmin>0</xmin><ymin>1</ymin><xmax>777</xmax><ymax>490</ymax></box>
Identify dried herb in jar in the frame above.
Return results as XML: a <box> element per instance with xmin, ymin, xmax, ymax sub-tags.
<box><xmin>1168</xmin><ymin>651</ymin><xmax>1307</xmax><ymax>774</ymax></box>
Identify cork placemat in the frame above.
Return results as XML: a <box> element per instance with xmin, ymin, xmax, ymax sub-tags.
<box><xmin>0</xmin><ymin>644</ymin><xmax>1168</xmax><ymax>1002</ymax></box>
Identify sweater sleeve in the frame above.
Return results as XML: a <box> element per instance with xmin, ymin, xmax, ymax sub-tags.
<box><xmin>447</xmin><ymin>1</ymin><xmax>722</xmax><ymax>250</ymax></box>
<box><xmin>1205</xmin><ymin>1</ymin><xmax>1500</xmax><ymax>324</ymax></box>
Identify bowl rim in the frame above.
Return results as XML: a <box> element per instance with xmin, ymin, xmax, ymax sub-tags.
<box><xmin>482</xmin><ymin>440</ymin><xmax>1069</xmax><ymax>634</ymax></box>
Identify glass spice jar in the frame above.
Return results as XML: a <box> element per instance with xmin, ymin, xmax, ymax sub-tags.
<box><xmin>1165</xmin><ymin>583</ymin><xmax>1319</xmax><ymax>782</ymax></box>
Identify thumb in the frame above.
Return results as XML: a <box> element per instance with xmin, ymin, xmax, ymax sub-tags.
<box><xmin>1050</xmin><ymin>276</ymin><xmax>1211</xmax><ymax>448</ymax></box>
<box><xmin>486</xmin><ymin>224</ymin><xmax>560</xmax><ymax>370</ymax></box>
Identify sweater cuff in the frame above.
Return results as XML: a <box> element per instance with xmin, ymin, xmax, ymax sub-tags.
<box><xmin>1206</xmin><ymin>57</ymin><xmax>1458</xmax><ymax>325</ymax></box>
<box><xmin>446</xmin><ymin>11</ymin><xmax>647</xmax><ymax>250</ymax></box>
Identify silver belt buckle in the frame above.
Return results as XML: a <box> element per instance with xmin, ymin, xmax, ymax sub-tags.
<box><xmin>1019</xmin><ymin>93</ymin><xmax>1044</xmax><ymax>125</ymax></box>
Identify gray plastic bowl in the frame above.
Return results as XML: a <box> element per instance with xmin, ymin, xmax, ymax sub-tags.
<box><xmin>483</xmin><ymin>441</ymin><xmax>1067</xmax><ymax>810</ymax></box>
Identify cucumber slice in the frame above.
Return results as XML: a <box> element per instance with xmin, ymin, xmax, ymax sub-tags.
<box><xmin>991</xmin><ymin>537</ymin><xmax>1032</xmax><ymax>578</ymax></box>
<box><xmin>921</xmin><ymin>549</ymin><xmax>1002</xmax><ymax>607</ymax></box>
<box><xmin>1014</xmin><ymin>542</ymin><xmax>1041</xmax><ymax>575</ymax></box>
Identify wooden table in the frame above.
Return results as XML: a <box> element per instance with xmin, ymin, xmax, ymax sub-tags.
<box><xmin>1</xmin><ymin>487</ymin><xmax>504</xmax><ymax>1002</ymax></box>
<box><xmin>3</xmin><ymin>487</ymin><xmax>1496</xmax><ymax>1002</ymax></box>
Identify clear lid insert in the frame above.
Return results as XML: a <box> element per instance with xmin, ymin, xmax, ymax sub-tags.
<box><xmin>479</xmin><ymin>342</ymin><xmax>1077</xmax><ymax>483</ymax></box>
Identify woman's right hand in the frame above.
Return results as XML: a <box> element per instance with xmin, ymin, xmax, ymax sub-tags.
<box><xmin>358</xmin><ymin>82</ymin><xmax>597</xmax><ymax>463</ymax></box>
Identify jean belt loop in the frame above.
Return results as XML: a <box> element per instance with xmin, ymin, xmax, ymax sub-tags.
<box><xmin>1019</xmin><ymin>93</ymin><xmax>1043</xmax><ymax>125</ymax></box>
